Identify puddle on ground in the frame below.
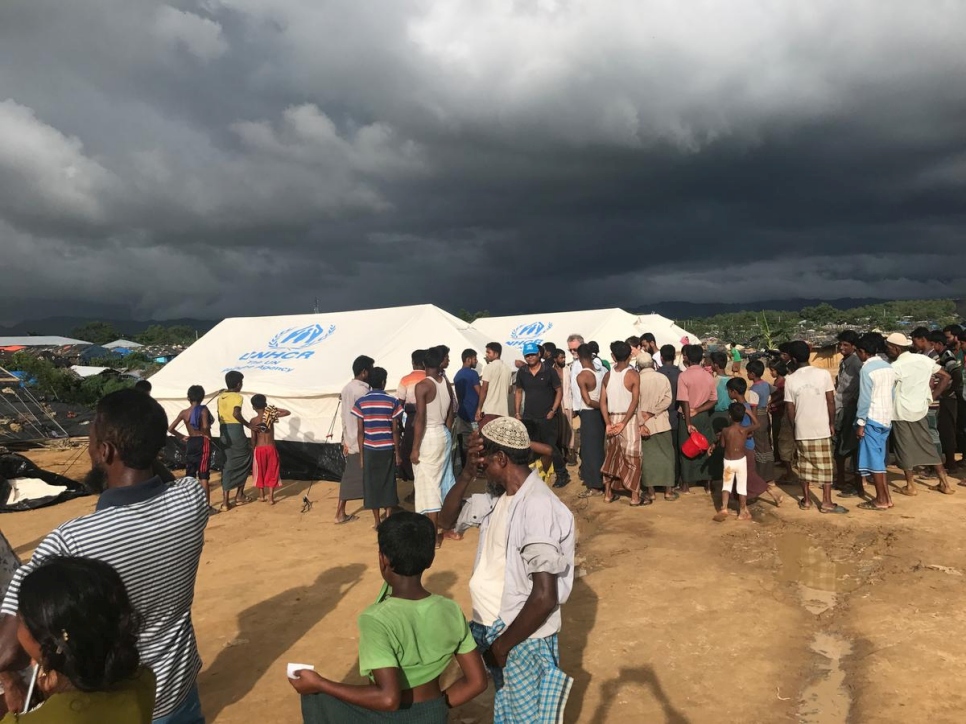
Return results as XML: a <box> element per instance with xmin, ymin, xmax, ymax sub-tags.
<box><xmin>777</xmin><ymin>533</ymin><xmax>857</xmax><ymax>722</ymax></box>
<box><xmin>799</xmin><ymin>633</ymin><xmax>853</xmax><ymax>724</ymax></box>
<box><xmin>777</xmin><ymin>533</ymin><xmax>862</xmax><ymax>614</ymax></box>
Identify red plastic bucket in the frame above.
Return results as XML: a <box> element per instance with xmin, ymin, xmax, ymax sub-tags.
<box><xmin>681</xmin><ymin>429</ymin><xmax>710</xmax><ymax>458</ymax></box>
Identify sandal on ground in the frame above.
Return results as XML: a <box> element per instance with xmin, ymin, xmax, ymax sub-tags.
<box><xmin>819</xmin><ymin>504</ymin><xmax>849</xmax><ymax>514</ymax></box>
<box><xmin>857</xmin><ymin>501</ymin><xmax>889</xmax><ymax>511</ymax></box>
<box><xmin>628</xmin><ymin>498</ymin><xmax>652</xmax><ymax>507</ymax></box>
<box><xmin>335</xmin><ymin>514</ymin><xmax>359</xmax><ymax>525</ymax></box>
<box><xmin>577</xmin><ymin>489</ymin><xmax>603</xmax><ymax>499</ymax></box>
<box><xmin>798</xmin><ymin>497</ymin><xmax>811</xmax><ymax>511</ymax></box>
<box><xmin>664</xmin><ymin>491</ymin><xmax>680</xmax><ymax>502</ymax></box>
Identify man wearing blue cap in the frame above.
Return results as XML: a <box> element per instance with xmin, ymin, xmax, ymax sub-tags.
<box><xmin>515</xmin><ymin>342</ymin><xmax>569</xmax><ymax>487</ymax></box>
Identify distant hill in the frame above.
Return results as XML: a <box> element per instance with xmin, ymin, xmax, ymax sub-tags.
<box><xmin>0</xmin><ymin>316</ymin><xmax>217</xmax><ymax>337</ymax></box>
<box><xmin>632</xmin><ymin>298</ymin><xmax>897</xmax><ymax>321</ymax></box>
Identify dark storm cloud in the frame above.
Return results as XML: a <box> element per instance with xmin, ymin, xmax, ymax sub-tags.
<box><xmin>0</xmin><ymin>0</ymin><xmax>964</xmax><ymax>321</ymax></box>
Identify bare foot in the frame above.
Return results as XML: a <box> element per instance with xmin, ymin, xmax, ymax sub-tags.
<box><xmin>443</xmin><ymin>530</ymin><xmax>463</xmax><ymax>541</ymax></box>
<box><xmin>930</xmin><ymin>483</ymin><xmax>955</xmax><ymax>495</ymax></box>
<box><xmin>901</xmin><ymin>486</ymin><xmax>918</xmax><ymax>497</ymax></box>
<box><xmin>713</xmin><ymin>510</ymin><xmax>730</xmax><ymax>522</ymax></box>
<box><xmin>738</xmin><ymin>510</ymin><xmax>753</xmax><ymax>521</ymax></box>
<box><xmin>269</xmin><ymin>500</ymin><xmax>276</xmax><ymax>506</ymax></box>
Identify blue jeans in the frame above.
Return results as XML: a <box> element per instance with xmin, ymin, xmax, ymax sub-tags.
<box><xmin>152</xmin><ymin>686</ymin><xmax>205</xmax><ymax>724</ymax></box>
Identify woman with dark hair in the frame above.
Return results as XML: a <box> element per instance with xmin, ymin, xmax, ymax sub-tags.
<box><xmin>2</xmin><ymin>557</ymin><xmax>155</xmax><ymax>723</ymax></box>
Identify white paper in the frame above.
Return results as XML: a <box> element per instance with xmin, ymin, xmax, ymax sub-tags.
<box><xmin>287</xmin><ymin>663</ymin><xmax>315</xmax><ymax>679</ymax></box>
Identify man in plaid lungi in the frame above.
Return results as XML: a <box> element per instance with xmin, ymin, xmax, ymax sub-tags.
<box><xmin>785</xmin><ymin>341</ymin><xmax>848</xmax><ymax>514</ymax></box>
<box><xmin>438</xmin><ymin>416</ymin><xmax>575</xmax><ymax>724</ymax></box>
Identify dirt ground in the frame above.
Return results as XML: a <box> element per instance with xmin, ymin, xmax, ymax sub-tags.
<box><xmin>4</xmin><ymin>444</ymin><xmax>966</xmax><ymax>723</ymax></box>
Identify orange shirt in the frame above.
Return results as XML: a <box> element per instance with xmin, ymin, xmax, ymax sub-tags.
<box><xmin>396</xmin><ymin>370</ymin><xmax>426</xmax><ymax>406</ymax></box>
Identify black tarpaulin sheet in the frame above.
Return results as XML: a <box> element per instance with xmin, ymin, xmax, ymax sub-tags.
<box><xmin>0</xmin><ymin>454</ymin><xmax>89</xmax><ymax>512</ymax></box>
<box><xmin>161</xmin><ymin>437</ymin><xmax>344</xmax><ymax>482</ymax></box>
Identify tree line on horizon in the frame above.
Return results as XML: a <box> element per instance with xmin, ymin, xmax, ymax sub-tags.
<box><xmin>683</xmin><ymin>299</ymin><xmax>959</xmax><ymax>348</ymax></box>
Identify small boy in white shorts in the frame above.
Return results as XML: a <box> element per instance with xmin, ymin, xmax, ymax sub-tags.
<box><xmin>712</xmin><ymin>403</ymin><xmax>757</xmax><ymax>522</ymax></box>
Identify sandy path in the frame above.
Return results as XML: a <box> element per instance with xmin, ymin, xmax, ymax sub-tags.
<box><xmin>3</xmin><ymin>446</ymin><xmax>965</xmax><ymax>722</ymax></box>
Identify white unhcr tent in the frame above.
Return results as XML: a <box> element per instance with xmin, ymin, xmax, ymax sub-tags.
<box><xmin>470</xmin><ymin>308</ymin><xmax>698</xmax><ymax>365</ymax></box>
<box><xmin>149</xmin><ymin>304</ymin><xmax>489</xmax><ymax>452</ymax></box>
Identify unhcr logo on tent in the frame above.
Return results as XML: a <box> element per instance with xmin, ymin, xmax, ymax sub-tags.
<box><xmin>238</xmin><ymin>323</ymin><xmax>336</xmax><ymax>364</ymax></box>
<box><xmin>506</xmin><ymin>321</ymin><xmax>552</xmax><ymax>348</ymax></box>
<box><xmin>269</xmin><ymin>324</ymin><xmax>336</xmax><ymax>350</ymax></box>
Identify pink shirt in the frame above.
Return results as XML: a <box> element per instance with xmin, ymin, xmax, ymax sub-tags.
<box><xmin>677</xmin><ymin>365</ymin><xmax>717</xmax><ymax>410</ymax></box>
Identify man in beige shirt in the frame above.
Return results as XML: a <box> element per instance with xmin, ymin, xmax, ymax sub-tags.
<box><xmin>637</xmin><ymin>352</ymin><xmax>677</xmax><ymax>502</ymax></box>
<box><xmin>477</xmin><ymin>342</ymin><xmax>513</xmax><ymax>419</ymax></box>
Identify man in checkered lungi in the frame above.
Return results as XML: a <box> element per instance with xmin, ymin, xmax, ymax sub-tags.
<box><xmin>784</xmin><ymin>341</ymin><xmax>848</xmax><ymax>514</ymax></box>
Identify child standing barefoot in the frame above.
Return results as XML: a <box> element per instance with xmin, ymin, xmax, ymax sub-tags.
<box><xmin>250</xmin><ymin>394</ymin><xmax>290</xmax><ymax>505</ymax></box>
<box><xmin>713</xmin><ymin>403</ymin><xmax>757</xmax><ymax>521</ymax></box>
<box><xmin>168</xmin><ymin>384</ymin><xmax>216</xmax><ymax>513</ymax></box>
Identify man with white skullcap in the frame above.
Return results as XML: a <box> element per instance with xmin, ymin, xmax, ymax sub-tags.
<box><xmin>438</xmin><ymin>416</ymin><xmax>575</xmax><ymax>722</ymax></box>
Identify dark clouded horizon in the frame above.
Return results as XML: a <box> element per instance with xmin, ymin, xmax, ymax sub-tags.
<box><xmin>1</xmin><ymin>0</ymin><xmax>964</xmax><ymax>322</ymax></box>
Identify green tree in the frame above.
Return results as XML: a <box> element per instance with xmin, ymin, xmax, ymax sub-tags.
<box><xmin>71</xmin><ymin>321</ymin><xmax>121</xmax><ymax>345</ymax></box>
<box><xmin>136</xmin><ymin>324</ymin><xmax>198</xmax><ymax>346</ymax></box>
<box><xmin>455</xmin><ymin>309</ymin><xmax>490</xmax><ymax>323</ymax></box>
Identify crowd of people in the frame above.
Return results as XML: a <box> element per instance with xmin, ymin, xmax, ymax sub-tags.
<box><xmin>0</xmin><ymin>320</ymin><xmax>963</xmax><ymax>723</ymax></box>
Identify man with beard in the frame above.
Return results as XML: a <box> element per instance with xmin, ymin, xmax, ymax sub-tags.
<box><xmin>640</xmin><ymin>333</ymin><xmax>659</xmax><ymax>359</ymax></box>
<box><xmin>0</xmin><ymin>389</ymin><xmax>208</xmax><ymax>723</ymax></box>
<box><xmin>438</xmin><ymin>416</ymin><xmax>575</xmax><ymax>723</ymax></box>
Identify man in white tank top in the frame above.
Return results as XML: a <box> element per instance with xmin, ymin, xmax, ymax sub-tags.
<box><xmin>411</xmin><ymin>348</ymin><xmax>455</xmax><ymax>540</ymax></box>
<box><xmin>600</xmin><ymin>341</ymin><xmax>643</xmax><ymax>505</ymax></box>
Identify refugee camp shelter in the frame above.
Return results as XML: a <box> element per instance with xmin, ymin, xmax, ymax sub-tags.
<box><xmin>148</xmin><ymin>304</ymin><xmax>490</xmax><ymax>479</ymax></box>
<box><xmin>104</xmin><ymin>339</ymin><xmax>143</xmax><ymax>350</ymax></box>
<box><xmin>0</xmin><ymin>336</ymin><xmax>91</xmax><ymax>348</ymax></box>
<box><xmin>0</xmin><ymin>366</ymin><xmax>69</xmax><ymax>444</ymax></box>
<box><xmin>470</xmin><ymin>308</ymin><xmax>699</xmax><ymax>365</ymax></box>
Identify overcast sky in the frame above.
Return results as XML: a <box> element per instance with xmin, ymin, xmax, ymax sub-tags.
<box><xmin>1</xmin><ymin>0</ymin><xmax>964</xmax><ymax>322</ymax></box>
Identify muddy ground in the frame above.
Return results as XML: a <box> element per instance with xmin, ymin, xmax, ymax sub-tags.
<box><xmin>4</xmin><ymin>445</ymin><xmax>966</xmax><ymax>723</ymax></box>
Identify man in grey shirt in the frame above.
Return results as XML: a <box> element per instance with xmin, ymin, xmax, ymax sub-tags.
<box><xmin>834</xmin><ymin>330</ymin><xmax>863</xmax><ymax>495</ymax></box>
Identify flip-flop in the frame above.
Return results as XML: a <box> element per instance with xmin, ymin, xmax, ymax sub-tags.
<box><xmin>857</xmin><ymin>501</ymin><xmax>889</xmax><ymax>511</ymax></box>
<box><xmin>664</xmin><ymin>491</ymin><xmax>680</xmax><ymax>502</ymax></box>
<box><xmin>929</xmin><ymin>484</ymin><xmax>956</xmax><ymax>495</ymax></box>
<box><xmin>577</xmin><ymin>489</ymin><xmax>603</xmax><ymax>499</ymax></box>
<box><xmin>819</xmin><ymin>504</ymin><xmax>849</xmax><ymax>514</ymax></box>
<box><xmin>628</xmin><ymin>498</ymin><xmax>652</xmax><ymax>507</ymax></box>
<box><xmin>837</xmin><ymin>489</ymin><xmax>860</xmax><ymax>498</ymax></box>
<box><xmin>798</xmin><ymin>498</ymin><xmax>811</xmax><ymax>511</ymax></box>
<box><xmin>335</xmin><ymin>514</ymin><xmax>359</xmax><ymax>525</ymax></box>
<box><xmin>603</xmin><ymin>496</ymin><xmax>620</xmax><ymax>504</ymax></box>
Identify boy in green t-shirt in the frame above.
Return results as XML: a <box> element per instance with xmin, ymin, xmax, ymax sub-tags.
<box><xmin>290</xmin><ymin>512</ymin><xmax>487</xmax><ymax>722</ymax></box>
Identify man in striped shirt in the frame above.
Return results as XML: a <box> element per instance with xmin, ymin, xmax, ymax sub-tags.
<box><xmin>353</xmin><ymin>367</ymin><xmax>404</xmax><ymax>529</ymax></box>
<box><xmin>0</xmin><ymin>389</ymin><xmax>208</xmax><ymax>723</ymax></box>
